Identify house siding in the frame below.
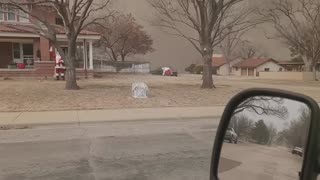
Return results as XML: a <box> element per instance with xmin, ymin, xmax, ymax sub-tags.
<box><xmin>232</xmin><ymin>61</ymin><xmax>283</xmax><ymax>77</ymax></box>
<box><xmin>256</xmin><ymin>61</ymin><xmax>283</xmax><ymax>72</ymax></box>
<box><xmin>217</xmin><ymin>59</ymin><xmax>243</xmax><ymax>76</ymax></box>
<box><xmin>30</xmin><ymin>7</ymin><xmax>56</xmax><ymax>24</ymax></box>
<box><xmin>232</xmin><ymin>67</ymin><xmax>241</xmax><ymax>76</ymax></box>
<box><xmin>217</xmin><ymin>64</ymin><xmax>229</xmax><ymax>75</ymax></box>
<box><xmin>40</xmin><ymin>37</ymin><xmax>50</xmax><ymax>61</ymax></box>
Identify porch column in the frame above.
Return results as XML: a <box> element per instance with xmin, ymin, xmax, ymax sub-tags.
<box><xmin>246</xmin><ymin>68</ymin><xmax>249</xmax><ymax>76</ymax></box>
<box><xmin>83</xmin><ymin>39</ymin><xmax>87</xmax><ymax>70</ymax></box>
<box><xmin>88</xmin><ymin>40</ymin><xmax>93</xmax><ymax>70</ymax></box>
<box><xmin>33</xmin><ymin>39</ymin><xmax>40</xmax><ymax>62</ymax></box>
<box><xmin>40</xmin><ymin>37</ymin><xmax>50</xmax><ymax>61</ymax></box>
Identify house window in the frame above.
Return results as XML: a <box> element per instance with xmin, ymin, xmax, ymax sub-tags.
<box><xmin>12</xmin><ymin>43</ymin><xmax>34</xmax><ymax>64</ymax></box>
<box><xmin>23</xmin><ymin>44</ymin><xmax>34</xmax><ymax>65</ymax></box>
<box><xmin>13</xmin><ymin>43</ymin><xmax>21</xmax><ymax>59</ymax></box>
<box><xmin>0</xmin><ymin>5</ymin><xmax>3</xmax><ymax>21</ymax></box>
<box><xmin>279</xmin><ymin>68</ymin><xmax>283</xmax><ymax>71</ymax></box>
<box><xmin>264</xmin><ymin>68</ymin><xmax>270</xmax><ymax>72</ymax></box>
<box><xmin>56</xmin><ymin>17</ymin><xmax>64</xmax><ymax>25</ymax></box>
<box><xmin>235</xmin><ymin>67</ymin><xmax>238</xmax><ymax>71</ymax></box>
<box><xmin>0</xmin><ymin>5</ymin><xmax>29</xmax><ymax>22</ymax></box>
<box><xmin>7</xmin><ymin>5</ymin><xmax>17</xmax><ymax>21</ymax></box>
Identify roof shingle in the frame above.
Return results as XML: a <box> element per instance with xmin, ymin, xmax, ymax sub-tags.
<box><xmin>212</xmin><ymin>57</ymin><xmax>226</xmax><ymax>67</ymax></box>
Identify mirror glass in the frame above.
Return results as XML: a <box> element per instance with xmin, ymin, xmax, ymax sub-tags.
<box><xmin>219</xmin><ymin>96</ymin><xmax>310</xmax><ymax>180</ymax></box>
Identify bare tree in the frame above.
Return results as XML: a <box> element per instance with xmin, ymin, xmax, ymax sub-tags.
<box><xmin>251</xmin><ymin>119</ymin><xmax>270</xmax><ymax>145</ymax></box>
<box><xmin>230</xmin><ymin>114</ymin><xmax>254</xmax><ymax>141</ymax></box>
<box><xmin>235</xmin><ymin>40</ymin><xmax>267</xmax><ymax>59</ymax></box>
<box><xmin>148</xmin><ymin>0</ymin><xmax>259</xmax><ymax>88</ymax></box>
<box><xmin>279</xmin><ymin>106</ymin><xmax>310</xmax><ymax>148</ymax></box>
<box><xmin>267</xmin><ymin>122</ymin><xmax>277</xmax><ymax>145</ymax></box>
<box><xmin>218</xmin><ymin>29</ymin><xmax>244</xmax><ymax>75</ymax></box>
<box><xmin>7</xmin><ymin>0</ymin><xmax>113</xmax><ymax>90</ymax></box>
<box><xmin>93</xmin><ymin>13</ymin><xmax>154</xmax><ymax>62</ymax></box>
<box><xmin>218</xmin><ymin>31</ymin><xmax>265</xmax><ymax>75</ymax></box>
<box><xmin>233</xmin><ymin>96</ymin><xmax>289</xmax><ymax>119</ymax></box>
<box><xmin>260</xmin><ymin>0</ymin><xmax>320</xmax><ymax>80</ymax></box>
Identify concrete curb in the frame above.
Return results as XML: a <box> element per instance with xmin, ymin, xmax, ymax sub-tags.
<box><xmin>0</xmin><ymin>116</ymin><xmax>222</xmax><ymax>129</ymax></box>
<box><xmin>0</xmin><ymin>106</ymin><xmax>225</xmax><ymax>129</ymax></box>
<box><xmin>78</xmin><ymin>115</ymin><xmax>221</xmax><ymax>126</ymax></box>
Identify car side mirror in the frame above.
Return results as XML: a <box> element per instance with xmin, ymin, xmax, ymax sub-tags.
<box><xmin>209</xmin><ymin>88</ymin><xmax>320</xmax><ymax>180</ymax></box>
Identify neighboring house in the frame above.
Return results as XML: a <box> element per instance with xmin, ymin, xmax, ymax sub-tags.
<box><xmin>277</xmin><ymin>61</ymin><xmax>305</xmax><ymax>72</ymax></box>
<box><xmin>212</xmin><ymin>55</ymin><xmax>242</xmax><ymax>76</ymax></box>
<box><xmin>0</xmin><ymin>3</ymin><xmax>100</xmax><ymax>78</ymax></box>
<box><xmin>277</xmin><ymin>61</ymin><xmax>320</xmax><ymax>72</ymax></box>
<box><xmin>233</xmin><ymin>58</ymin><xmax>284</xmax><ymax>77</ymax></box>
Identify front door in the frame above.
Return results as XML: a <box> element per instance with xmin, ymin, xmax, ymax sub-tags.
<box><xmin>23</xmin><ymin>44</ymin><xmax>34</xmax><ymax>65</ymax></box>
<box><xmin>0</xmin><ymin>42</ymin><xmax>12</xmax><ymax>68</ymax></box>
<box><xmin>241</xmin><ymin>68</ymin><xmax>247</xmax><ymax>76</ymax></box>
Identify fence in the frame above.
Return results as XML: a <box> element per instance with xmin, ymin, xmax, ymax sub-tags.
<box><xmin>93</xmin><ymin>58</ymin><xmax>150</xmax><ymax>73</ymax></box>
<box><xmin>259</xmin><ymin>71</ymin><xmax>320</xmax><ymax>80</ymax></box>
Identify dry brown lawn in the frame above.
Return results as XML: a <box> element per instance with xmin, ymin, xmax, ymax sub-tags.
<box><xmin>0</xmin><ymin>74</ymin><xmax>319</xmax><ymax>112</ymax></box>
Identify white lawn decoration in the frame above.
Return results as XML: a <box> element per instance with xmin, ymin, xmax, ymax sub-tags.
<box><xmin>132</xmin><ymin>82</ymin><xmax>149</xmax><ymax>98</ymax></box>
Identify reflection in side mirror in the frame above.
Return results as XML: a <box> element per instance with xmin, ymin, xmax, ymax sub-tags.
<box><xmin>218</xmin><ymin>96</ymin><xmax>310</xmax><ymax>180</ymax></box>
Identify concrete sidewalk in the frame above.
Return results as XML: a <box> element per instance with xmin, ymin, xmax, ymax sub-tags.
<box><xmin>0</xmin><ymin>106</ymin><xmax>225</xmax><ymax>127</ymax></box>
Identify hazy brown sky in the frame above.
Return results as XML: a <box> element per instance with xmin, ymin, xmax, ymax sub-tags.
<box><xmin>113</xmin><ymin>0</ymin><xmax>291</xmax><ymax>71</ymax></box>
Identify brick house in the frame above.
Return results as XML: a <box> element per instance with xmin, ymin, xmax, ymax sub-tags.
<box><xmin>0</xmin><ymin>3</ymin><xmax>100</xmax><ymax>78</ymax></box>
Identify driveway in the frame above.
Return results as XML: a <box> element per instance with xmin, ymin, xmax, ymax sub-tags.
<box><xmin>219</xmin><ymin>142</ymin><xmax>302</xmax><ymax>180</ymax></box>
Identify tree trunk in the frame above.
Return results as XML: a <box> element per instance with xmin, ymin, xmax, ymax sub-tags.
<box><xmin>65</xmin><ymin>65</ymin><xmax>79</xmax><ymax>90</ymax></box>
<box><xmin>111</xmin><ymin>48</ymin><xmax>117</xmax><ymax>61</ymax></box>
<box><xmin>305</xmin><ymin>58</ymin><xmax>318</xmax><ymax>81</ymax></box>
<box><xmin>312</xmin><ymin>65</ymin><xmax>318</xmax><ymax>81</ymax></box>
<box><xmin>121</xmin><ymin>53</ymin><xmax>125</xmax><ymax>62</ymax></box>
<box><xmin>224</xmin><ymin>55</ymin><xmax>231</xmax><ymax>76</ymax></box>
<box><xmin>65</xmin><ymin>39</ymin><xmax>79</xmax><ymax>90</ymax></box>
<box><xmin>201</xmin><ymin>49</ymin><xmax>215</xmax><ymax>89</ymax></box>
<box><xmin>304</xmin><ymin>60</ymin><xmax>313</xmax><ymax>72</ymax></box>
<box><xmin>227</xmin><ymin>62</ymin><xmax>231</xmax><ymax>76</ymax></box>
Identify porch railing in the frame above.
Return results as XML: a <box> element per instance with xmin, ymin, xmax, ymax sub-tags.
<box><xmin>23</xmin><ymin>55</ymin><xmax>34</xmax><ymax>68</ymax></box>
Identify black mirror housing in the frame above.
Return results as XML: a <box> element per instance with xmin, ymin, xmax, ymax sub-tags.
<box><xmin>209</xmin><ymin>88</ymin><xmax>320</xmax><ymax>180</ymax></box>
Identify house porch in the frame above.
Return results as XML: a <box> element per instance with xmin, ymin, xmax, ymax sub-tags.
<box><xmin>0</xmin><ymin>36</ymin><xmax>97</xmax><ymax>79</ymax></box>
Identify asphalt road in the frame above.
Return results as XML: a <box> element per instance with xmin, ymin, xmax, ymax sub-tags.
<box><xmin>0</xmin><ymin>118</ymin><xmax>222</xmax><ymax>180</ymax></box>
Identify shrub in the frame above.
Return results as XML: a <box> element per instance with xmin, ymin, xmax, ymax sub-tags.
<box><xmin>193</xmin><ymin>65</ymin><xmax>203</xmax><ymax>74</ymax></box>
<box><xmin>185</xmin><ymin>64</ymin><xmax>196</xmax><ymax>73</ymax></box>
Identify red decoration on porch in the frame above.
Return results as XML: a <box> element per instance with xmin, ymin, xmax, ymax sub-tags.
<box><xmin>17</xmin><ymin>63</ymin><xmax>26</xmax><ymax>69</ymax></box>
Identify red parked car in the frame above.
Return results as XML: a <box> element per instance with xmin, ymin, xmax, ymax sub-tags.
<box><xmin>162</xmin><ymin>67</ymin><xmax>178</xmax><ymax>76</ymax></box>
<box><xmin>151</xmin><ymin>67</ymin><xmax>178</xmax><ymax>76</ymax></box>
